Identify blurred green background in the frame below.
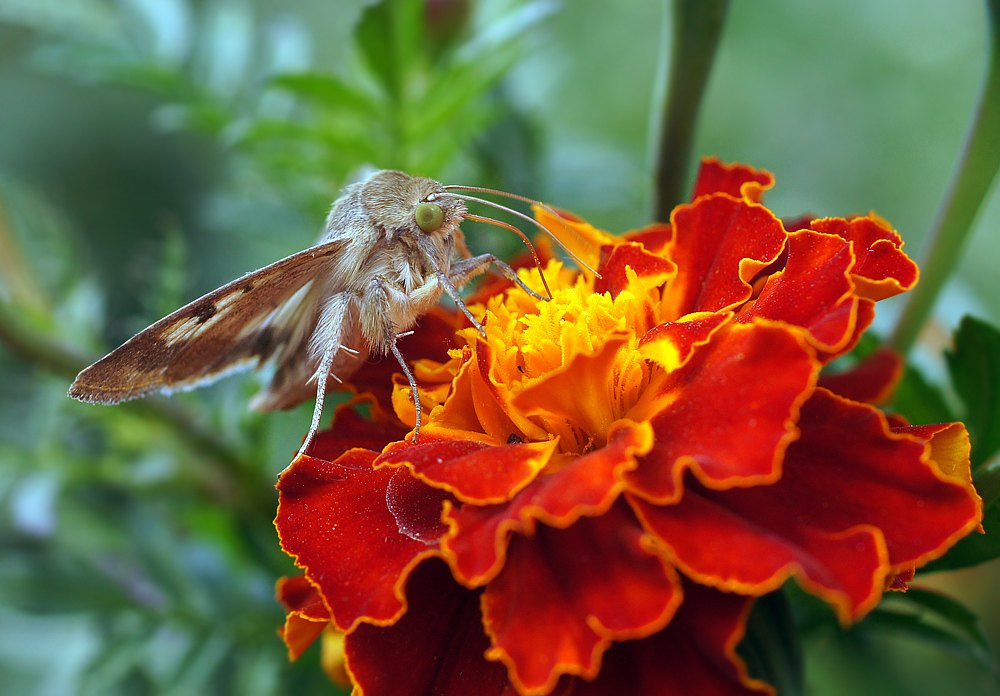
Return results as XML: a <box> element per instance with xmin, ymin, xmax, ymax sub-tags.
<box><xmin>1</xmin><ymin>0</ymin><xmax>998</xmax><ymax>694</ymax></box>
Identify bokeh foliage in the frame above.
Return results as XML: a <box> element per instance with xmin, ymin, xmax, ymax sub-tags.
<box><xmin>1</xmin><ymin>0</ymin><xmax>1000</xmax><ymax>695</ymax></box>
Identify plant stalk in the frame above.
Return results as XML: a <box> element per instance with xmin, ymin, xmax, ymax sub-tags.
<box><xmin>890</xmin><ymin>0</ymin><xmax>1000</xmax><ymax>354</ymax></box>
<box><xmin>651</xmin><ymin>0</ymin><xmax>731</xmax><ymax>221</ymax></box>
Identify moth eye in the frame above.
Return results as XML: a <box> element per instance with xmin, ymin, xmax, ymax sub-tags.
<box><xmin>415</xmin><ymin>202</ymin><xmax>445</xmax><ymax>233</ymax></box>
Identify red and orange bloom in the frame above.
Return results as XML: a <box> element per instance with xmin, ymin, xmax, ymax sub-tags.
<box><xmin>275</xmin><ymin>159</ymin><xmax>983</xmax><ymax>696</ymax></box>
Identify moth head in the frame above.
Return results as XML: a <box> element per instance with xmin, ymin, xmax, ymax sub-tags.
<box><xmin>361</xmin><ymin>170</ymin><xmax>466</xmax><ymax>238</ymax></box>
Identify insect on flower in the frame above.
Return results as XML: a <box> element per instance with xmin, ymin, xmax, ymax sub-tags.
<box><xmin>68</xmin><ymin>169</ymin><xmax>593</xmax><ymax>456</ymax></box>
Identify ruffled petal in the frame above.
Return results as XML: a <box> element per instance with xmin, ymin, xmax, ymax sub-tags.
<box><xmin>624</xmin><ymin>223</ymin><xmax>673</xmax><ymax>255</ymax></box>
<box><xmin>574</xmin><ymin>580</ymin><xmax>774</xmax><ymax>696</ymax></box>
<box><xmin>661</xmin><ymin>196</ymin><xmax>787</xmax><ymax>319</ymax></box>
<box><xmin>594</xmin><ymin>241</ymin><xmax>676</xmax><ymax>298</ymax></box>
<box><xmin>626</xmin><ymin>321</ymin><xmax>818</xmax><ymax>502</ymax></box>
<box><xmin>377</xmin><ymin>438</ymin><xmax>558</xmax><ymax>504</ymax></box>
<box><xmin>633</xmin><ymin>389</ymin><xmax>983</xmax><ymax>622</ymax></box>
<box><xmin>480</xmin><ymin>503</ymin><xmax>682</xmax><ymax>695</ymax></box>
<box><xmin>275</xmin><ymin>451</ymin><xmax>446</xmax><ymax>630</ymax></box>
<box><xmin>691</xmin><ymin>158</ymin><xmax>776</xmax><ymax>204</ymax></box>
<box><xmin>808</xmin><ymin>215</ymin><xmax>918</xmax><ymax>301</ymax></box>
<box><xmin>736</xmin><ymin>230</ymin><xmax>858</xmax><ymax>354</ymax></box>
<box><xmin>443</xmin><ymin>421</ymin><xmax>654</xmax><ymax>586</ymax></box>
<box><xmin>345</xmin><ymin>559</ymin><xmax>518</xmax><ymax>696</ymax></box>
<box><xmin>818</xmin><ymin>347</ymin><xmax>903</xmax><ymax>405</ymax></box>
<box><xmin>276</xmin><ymin>574</ymin><xmax>329</xmax><ymax>660</ymax></box>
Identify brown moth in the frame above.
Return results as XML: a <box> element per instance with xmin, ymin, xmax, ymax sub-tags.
<box><xmin>69</xmin><ymin>169</ymin><xmax>586</xmax><ymax>456</ymax></box>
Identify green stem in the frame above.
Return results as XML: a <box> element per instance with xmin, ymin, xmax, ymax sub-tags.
<box><xmin>890</xmin><ymin>0</ymin><xmax>1000</xmax><ymax>354</ymax></box>
<box><xmin>651</xmin><ymin>0</ymin><xmax>731</xmax><ymax>221</ymax></box>
<box><xmin>0</xmin><ymin>300</ymin><xmax>91</xmax><ymax>380</ymax></box>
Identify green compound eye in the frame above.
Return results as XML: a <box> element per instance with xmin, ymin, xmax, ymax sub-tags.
<box><xmin>414</xmin><ymin>202</ymin><xmax>444</xmax><ymax>232</ymax></box>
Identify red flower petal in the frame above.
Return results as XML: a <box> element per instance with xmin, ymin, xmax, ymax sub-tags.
<box><xmin>480</xmin><ymin>503</ymin><xmax>682</xmax><ymax>695</ymax></box>
<box><xmin>276</xmin><ymin>574</ymin><xmax>330</xmax><ymax>660</ymax></box>
<box><xmin>443</xmin><ymin>421</ymin><xmax>653</xmax><ymax>585</ymax></box>
<box><xmin>662</xmin><ymin>195</ymin><xmax>787</xmax><ymax>320</ymax></box>
<box><xmin>575</xmin><ymin>581</ymin><xmax>774</xmax><ymax>696</ymax></box>
<box><xmin>691</xmin><ymin>158</ymin><xmax>775</xmax><ymax>204</ymax></box>
<box><xmin>377</xmin><ymin>438</ymin><xmax>556</xmax><ymax>504</ymax></box>
<box><xmin>818</xmin><ymin>347</ymin><xmax>903</xmax><ymax>405</ymax></box>
<box><xmin>737</xmin><ymin>230</ymin><xmax>857</xmax><ymax>353</ymax></box>
<box><xmin>624</xmin><ymin>223</ymin><xmax>673</xmax><ymax>255</ymax></box>
<box><xmin>594</xmin><ymin>241</ymin><xmax>676</xmax><ymax>298</ymax></box>
<box><xmin>308</xmin><ymin>396</ymin><xmax>409</xmax><ymax>462</ymax></box>
<box><xmin>809</xmin><ymin>216</ymin><xmax>918</xmax><ymax>301</ymax></box>
<box><xmin>275</xmin><ymin>451</ymin><xmax>447</xmax><ymax>630</ymax></box>
<box><xmin>637</xmin><ymin>311</ymin><xmax>732</xmax><ymax>373</ymax></box>
<box><xmin>277</xmin><ymin>573</ymin><xmax>330</xmax><ymax>621</ymax></box>
<box><xmin>345</xmin><ymin>559</ymin><xmax>518</xmax><ymax>696</ymax></box>
<box><xmin>632</xmin><ymin>481</ymin><xmax>886</xmax><ymax>623</ymax></box>
<box><xmin>892</xmin><ymin>422</ymin><xmax>972</xmax><ymax>482</ymax></box>
<box><xmin>633</xmin><ymin>389</ymin><xmax>982</xmax><ymax>622</ymax></box>
<box><xmin>626</xmin><ymin>321</ymin><xmax>817</xmax><ymax>502</ymax></box>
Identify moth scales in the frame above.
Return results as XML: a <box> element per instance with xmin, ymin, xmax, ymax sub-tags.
<box><xmin>68</xmin><ymin>169</ymin><xmax>593</xmax><ymax>457</ymax></box>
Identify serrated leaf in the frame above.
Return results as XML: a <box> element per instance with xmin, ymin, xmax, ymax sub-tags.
<box><xmin>738</xmin><ymin>590</ymin><xmax>805</xmax><ymax>696</ymax></box>
<box><xmin>946</xmin><ymin>315</ymin><xmax>1000</xmax><ymax>468</ymax></box>
<box><xmin>864</xmin><ymin>588</ymin><xmax>998</xmax><ymax>681</ymax></box>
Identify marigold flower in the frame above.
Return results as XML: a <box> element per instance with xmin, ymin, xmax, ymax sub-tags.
<box><xmin>275</xmin><ymin>159</ymin><xmax>983</xmax><ymax>696</ymax></box>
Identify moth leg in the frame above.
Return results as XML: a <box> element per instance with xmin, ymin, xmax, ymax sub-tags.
<box><xmin>448</xmin><ymin>254</ymin><xmax>549</xmax><ymax>302</ymax></box>
<box><xmin>297</xmin><ymin>339</ymin><xmax>342</xmax><ymax>458</ymax></box>
<box><xmin>437</xmin><ymin>272</ymin><xmax>486</xmax><ymax>335</ymax></box>
<box><xmin>297</xmin><ymin>293</ymin><xmax>353</xmax><ymax>459</ymax></box>
<box><xmin>389</xmin><ymin>341</ymin><xmax>422</xmax><ymax>442</ymax></box>
<box><xmin>361</xmin><ymin>276</ymin><xmax>423</xmax><ymax>442</ymax></box>
<box><xmin>439</xmin><ymin>254</ymin><xmax>550</xmax><ymax>337</ymax></box>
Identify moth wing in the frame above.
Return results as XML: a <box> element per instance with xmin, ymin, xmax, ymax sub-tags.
<box><xmin>69</xmin><ymin>239</ymin><xmax>348</xmax><ymax>405</ymax></box>
<box><xmin>248</xmin><ymin>295</ymin><xmax>370</xmax><ymax>412</ymax></box>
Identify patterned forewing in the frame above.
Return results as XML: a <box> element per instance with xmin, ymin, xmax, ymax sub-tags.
<box><xmin>69</xmin><ymin>240</ymin><xmax>347</xmax><ymax>404</ymax></box>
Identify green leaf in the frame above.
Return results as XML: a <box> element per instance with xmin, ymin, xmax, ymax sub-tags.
<box><xmin>269</xmin><ymin>72</ymin><xmax>381</xmax><ymax>115</ymax></box>
<box><xmin>946</xmin><ymin>315</ymin><xmax>1000</xmax><ymax>468</ymax></box>
<box><xmin>738</xmin><ymin>589</ymin><xmax>805</xmax><ymax>696</ymax></box>
<box><xmin>864</xmin><ymin>588</ymin><xmax>999</xmax><ymax>682</ymax></box>
<box><xmin>410</xmin><ymin>50</ymin><xmax>513</xmax><ymax>142</ymax></box>
<box><xmin>356</xmin><ymin>0</ymin><xmax>423</xmax><ymax>102</ymax></box>
<box><xmin>890</xmin><ymin>365</ymin><xmax>955</xmax><ymax>427</ymax></box>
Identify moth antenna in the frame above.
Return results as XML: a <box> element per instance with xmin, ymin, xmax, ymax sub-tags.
<box><xmin>444</xmin><ymin>187</ymin><xmax>602</xmax><ymax>278</ymax></box>
<box><xmin>463</xmin><ymin>213</ymin><xmax>552</xmax><ymax>299</ymax></box>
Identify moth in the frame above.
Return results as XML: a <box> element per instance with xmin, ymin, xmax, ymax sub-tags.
<box><xmin>69</xmin><ymin>169</ymin><xmax>589</xmax><ymax>456</ymax></box>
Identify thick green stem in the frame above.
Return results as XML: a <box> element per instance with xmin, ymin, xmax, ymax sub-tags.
<box><xmin>651</xmin><ymin>0</ymin><xmax>731</xmax><ymax>221</ymax></box>
<box><xmin>890</xmin><ymin>0</ymin><xmax>1000</xmax><ymax>354</ymax></box>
